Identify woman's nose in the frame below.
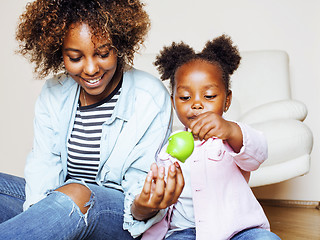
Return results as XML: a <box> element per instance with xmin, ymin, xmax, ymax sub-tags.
<box><xmin>83</xmin><ymin>58</ymin><xmax>99</xmax><ymax>76</ymax></box>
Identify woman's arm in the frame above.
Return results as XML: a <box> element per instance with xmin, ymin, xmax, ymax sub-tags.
<box><xmin>121</xmin><ymin>71</ymin><xmax>184</xmax><ymax>237</ymax></box>
<box><xmin>24</xmin><ymin>79</ymin><xmax>67</xmax><ymax>210</ymax></box>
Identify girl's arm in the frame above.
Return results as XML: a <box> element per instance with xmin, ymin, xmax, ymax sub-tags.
<box><xmin>190</xmin><ymin>112</ymin><xmax>268</xmax><ymax>171</ymax></box>
<box><xmin>224</xmin><ymin>121</ymin><xmax>243</xmax><ymax>153</ymax></box>
<box><xmin>231</xmin><ymin>122</ymin><xmax>268</xmax><ymax>172</ymax></box>
<box><xmin>190</xmin><ymin>111</ymin><xmax>243</xmax><ymax>152</ymax></box>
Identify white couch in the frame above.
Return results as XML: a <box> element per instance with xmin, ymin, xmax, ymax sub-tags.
<box><xmin>133</xmin><ymin>50</ymin><xmax>313</xmax><ymax>187</ymax></box>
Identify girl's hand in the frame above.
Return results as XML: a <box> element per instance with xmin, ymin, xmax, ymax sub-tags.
<box><xmin>190</xmin><ymin>111</ymin><xmax>243</xmax><ymax>152</ymax></box>
<box><xmin>131</xmin><ymin>162</ymin><xmax>184</xmax><ymax>221</ymax></box>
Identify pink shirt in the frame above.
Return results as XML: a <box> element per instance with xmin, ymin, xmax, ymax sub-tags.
<box><xmin>142</xmin><ymin>122</ymin><xmax>270</xmax><ymax>240</ymax></box>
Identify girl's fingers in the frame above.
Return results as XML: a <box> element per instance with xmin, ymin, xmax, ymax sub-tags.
<box><xmin>203</xmin><ymin>128</ymin><xmax>219</xmax><ymax>141</ymax></box>
<box><xmin>200</xmin><ymin>124</ymin><xmax>217</xmax><ymax>140</ymax></box>
<box><xmin>189</xmin><ymin>113</ymin><xmax>205</xmax><ymax>130</ymax></box>
<box><xmin>190</xmin><ymin>114</ymin><xmax>209</xmax><ymax>140</ymax></box>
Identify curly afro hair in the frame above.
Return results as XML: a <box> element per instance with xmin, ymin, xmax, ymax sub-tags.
<box><xmin>16</xmin><ymin>0</ymin><xmax>150</xmax><ymax>78</ymax></box>
<box><xmin>154</xmin><ymin>34</ymin><xmax>241</xmax><ymax>93</ymax></box>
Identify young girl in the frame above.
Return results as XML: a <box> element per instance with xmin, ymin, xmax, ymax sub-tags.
<box><xmin>142</xmin><ymin>35</ymin><xmax>280</xmax><ymax>240</ymax></box>
<box><xmin>0</xmin><ymin>0</ymin><xmax>184</xmax><ymax>239</ymax></box>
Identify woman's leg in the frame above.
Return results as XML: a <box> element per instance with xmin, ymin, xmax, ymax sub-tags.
<box><xmin>0</xmin><ymin>181</ymin><xmax>135</xmax><ymax>240</ymax></box>
<box><xmin>0</xmin><ymin>189</ymin><xmax>92</xmax><ymax>239</ymax></box>
<box><xmin>83</xmin><ymin>183</ymin><xmax>136</xmax><ymax>240</ymax></box>
<box><xmin>231</xmin><ymin>228</ymin><xmax>281</xmax><ymax>240</ymax></box>
<box><xmin>165</xmin><ymin>228</ymin><xmax>196</xmax><ymax>240</ymax></box>
<box><xmin>54</xmin><ymin>182</ymin><xmax>136</xmax><ymax>239</ymax></box>
<box><xmin>0</xmin><ymin>172</ymin><xmax>25</xmax><ymax>223</ymax></box>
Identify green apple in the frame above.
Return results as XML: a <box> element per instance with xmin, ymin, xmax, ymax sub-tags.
<box><xmin>166</xmin><ymin>131</ymin><xmax>194</xmax><ymax>163</ymax></box>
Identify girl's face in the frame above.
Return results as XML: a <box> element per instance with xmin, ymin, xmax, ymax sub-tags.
<box><xmin>172</xmin><ymin>60</ymin><xmax>231</xmax><ymax>129</ymax></box>
<box><xmin>62</xmin><ymin>23</ymin><xmax>120</xmax><ymax>104</ymax></box>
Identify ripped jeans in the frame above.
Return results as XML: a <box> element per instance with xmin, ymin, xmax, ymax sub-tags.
<box><xmin>0</xmin><ymin>172</ymin><xmax>137</xmax><ymax>240</ymax></box>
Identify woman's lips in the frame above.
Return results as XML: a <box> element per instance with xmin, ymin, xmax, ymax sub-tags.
<box><xmin>81</xmin><ymin>73</ymin><xmax>105</xmax><ymax>87</ymax></box>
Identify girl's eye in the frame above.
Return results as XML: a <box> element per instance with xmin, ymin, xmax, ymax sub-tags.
<box><xmin>69</xmin><ymin>56</ymin><xmax>82</xmax><ymax>62</ymax></box>
<box><xmin>205</xmin><ymin>95</ymin><xmax>217</xmax><ymax>100</ymax></box>
<box><xmin>180</xmin><ymin>96</ymin><xmax>190</xmax><ymax>101</ymax></box>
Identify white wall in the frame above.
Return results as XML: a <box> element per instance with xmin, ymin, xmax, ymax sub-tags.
<box><xmin>0</xmin><ymin>0</ymin><xmax>43</xmax><ymax>177</ymax></box>
<box><xmin>1</xmin><ymin>0</ymin><xmax>319</xmax><ymax>201</ymax></box>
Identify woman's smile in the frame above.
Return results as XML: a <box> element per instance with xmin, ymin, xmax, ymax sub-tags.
<box><xmin>80</xmin><ymin>72</ymin><xmax>106</xmax><ymax>88</ymax></box>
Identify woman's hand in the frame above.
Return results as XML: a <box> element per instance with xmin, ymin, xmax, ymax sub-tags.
<box><xmin>131</xmin><ymin>162</ymin><xmax>184</xmax><ymax>221</ymax></box>
<box><xmin>190</xmin><ymin>111</ymin><xmax>243</xmax><ymax>152</ymax></box>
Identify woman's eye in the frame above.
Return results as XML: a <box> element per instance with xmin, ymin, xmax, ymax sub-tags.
<box><xmin>98</xmin><ymin>51</ymin><xmax>110</xmax><ymax>58</ymax></box>
<box><xmin>180</xmin><ymin>96</ymin><xmax>190</xmax><ymax>101</ymax></box>
<box><xmin>205</xmin><ymin>95</ymin><xmax>217</xmax><ymax>100</ymax></box>
<box><xmin>69</xmin><ymin>56</ymin><xmax>82</xmax><ymax>62</ymax></box>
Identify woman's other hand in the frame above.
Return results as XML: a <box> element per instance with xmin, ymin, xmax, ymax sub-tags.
<box><xmin>131</xmin><ymin>162</ymin><xmax>184</xmax><ymax>221</ymax></box>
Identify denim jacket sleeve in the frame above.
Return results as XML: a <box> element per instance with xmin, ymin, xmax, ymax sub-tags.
<box><xmin>23</xmin><ymin>76</ymin><xmax>72</xmax><ymax>210</ymax></box>
<box><xmin>120</xmin><ymin>70</ymin><xmax>173</xmax><ymax>238</ymax></box>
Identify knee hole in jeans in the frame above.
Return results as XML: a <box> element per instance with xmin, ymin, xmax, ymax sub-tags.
<box><xmin>55</xmin><ymin>183</ymin><xmax>92</xmax><ymax>214</ymax></box>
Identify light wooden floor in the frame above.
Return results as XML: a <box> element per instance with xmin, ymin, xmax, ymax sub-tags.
<box><xmin>261</xmin><ymin>205</ymin><xmax>320</xmax><ymax>240</ymax></box>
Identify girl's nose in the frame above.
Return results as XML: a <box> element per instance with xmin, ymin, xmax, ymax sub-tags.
<box><xmin>191</xmin><ymin>101</ymin><xmax>203</xmax><ymax>110</ymax></box>
<box><xmin>83</xmin><ymin>58</ymin><xmax>99</xmax><ymax>76</ymax></box>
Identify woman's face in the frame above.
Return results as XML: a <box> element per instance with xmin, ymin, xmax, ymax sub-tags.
<box><xmin>172</xmin><ymin>60</ymin><xmax>231</xmax><ymax>129</ymax></box>
<box><xmin>62</xmin><ymin>23</ymin><xmax>120</xmax><ymax>104</ymax></box>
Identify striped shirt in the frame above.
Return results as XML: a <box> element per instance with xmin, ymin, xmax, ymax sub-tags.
<box><xmin>67</xmin><ymin>83</ymin><xmax>121</xmax><ymax>183</ymax></box>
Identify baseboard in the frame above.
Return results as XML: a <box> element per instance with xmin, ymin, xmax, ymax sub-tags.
<box><xmin>258</xmin><ymin>199</ymin><xmax>320</xmax><ymax>209</ymax></box>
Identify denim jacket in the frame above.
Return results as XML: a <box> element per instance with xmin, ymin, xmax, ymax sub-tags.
<box><xmin>23</xmin><ymin>68</ymin><xmax>172</xmax><ymax>237</ymax></box>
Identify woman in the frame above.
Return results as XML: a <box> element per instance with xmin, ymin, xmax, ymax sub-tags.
<box><xmin>0</xmin><ymin>0</ymin><xmax>184</xmax><ymax>239</ymax></box>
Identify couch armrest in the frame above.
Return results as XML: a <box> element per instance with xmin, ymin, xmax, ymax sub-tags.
<box><xmin>239</xmin><ymin>100</ymin><xmax>307</xmax><ymax>124</ymax></box>
<box><xmin>250</xmin><ymin>119</ymin><xmax>313</xmax><ymax>166</ymax></box>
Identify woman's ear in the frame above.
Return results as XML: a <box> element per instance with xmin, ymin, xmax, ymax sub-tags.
<box><xmin>224</xmin><ymin>90</ymin><xmax>232</xmax><ymax>112</ymax></box>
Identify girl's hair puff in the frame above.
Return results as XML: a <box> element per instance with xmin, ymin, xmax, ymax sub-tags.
<box><xmin>155</xmin><ymin>34</ymin><xmax>241</xmax><ymax>93</ymax></box>
<box><xmin>199</xmin><ymin>34</ymin><xmax>241</xmax><ymax>91</ymax></box>
<box><xmin>16</xmin><ymin>0</ymin><xmax>150</xmax><ymax>78</ymax></box>
<box><xmin>154</xmin><ymin>42</ymin><xmax>195</xmax><ymax>91</ymax></box>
